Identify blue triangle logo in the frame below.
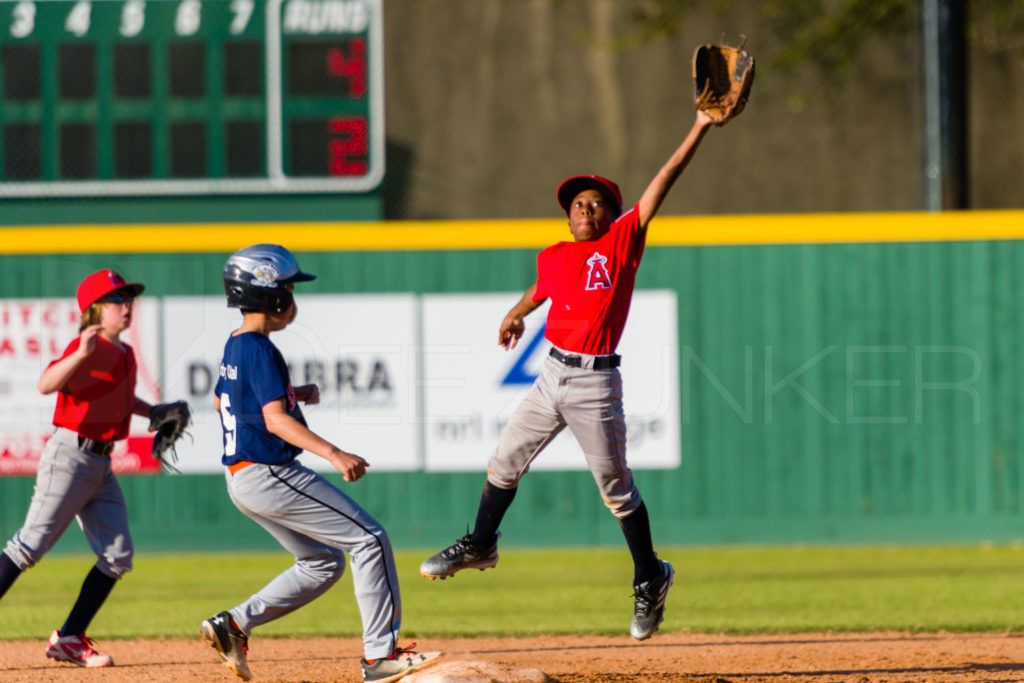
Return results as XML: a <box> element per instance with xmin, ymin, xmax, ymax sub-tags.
<box><xmin>501</xmin><ymin>324</ymin><xmax>547</xmax><ymax>385</ymax></box>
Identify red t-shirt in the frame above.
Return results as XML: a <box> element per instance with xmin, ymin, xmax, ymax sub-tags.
<box><xmin>50</xmin><ymin>336</ymin><xmax>138</xmax><ymax>441</ymax></box>
<box><xmin>533</xmin><ymin>204</ymin><xmax>646</xmax><ymax>355</ymax></box>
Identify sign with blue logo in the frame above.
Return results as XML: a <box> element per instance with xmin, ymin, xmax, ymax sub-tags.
<box><xmin>421</xmin><ymin>291</ymin><xmax>681</xmax><ymax>472</ymax></box>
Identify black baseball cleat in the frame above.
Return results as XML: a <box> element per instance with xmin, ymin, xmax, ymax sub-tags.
<box><xmin>419</xmin><ymin>532</ymin><xmax>500</xmax><ymax>580</ymax></box>
<box><xmin>200</xmin><ymin>611</ymin><xmax>252</xmax><ymax>681</ymax></box>
<box><xmin>630</xmin><ymin>559</ymin><xmax>674</xmax><ymax>640</ymax></box>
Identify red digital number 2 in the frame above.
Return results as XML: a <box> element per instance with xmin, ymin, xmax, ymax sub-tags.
<box><xmin>328</xmin><ymin>116</ymin><xmax>367</xmax><ymax>176</ymax></box>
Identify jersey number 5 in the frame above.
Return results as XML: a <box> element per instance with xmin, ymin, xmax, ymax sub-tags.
<box><xmin>219</xmin><ymin>393</ymin><xmax>237</xmax><ymax>456</ymax></box>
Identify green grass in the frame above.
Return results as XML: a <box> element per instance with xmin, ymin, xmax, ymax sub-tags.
<box><xmin>3</xmin><ymin>544</ymin><xmax>1024</xmax><ymax>640</ymax></box>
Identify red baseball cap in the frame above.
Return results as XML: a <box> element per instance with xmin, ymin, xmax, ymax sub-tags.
<box><xmin>76</xmin><ymin>269</ymin><xmax>146</xmax><ymax>313</ymax></box>
<box><xmin>557</xmin><ymin>175</ymin><xmax>623</xmax><ymax>218</ymax></box>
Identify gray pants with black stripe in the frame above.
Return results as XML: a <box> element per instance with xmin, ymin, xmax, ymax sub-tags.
<box><xmin>486</xmin><ymin>352</ymin><xmax>643</xmax><ymax>518</ymax></box>
<box><xmin>224</xmin><ymin>460</ymin><xmax>400</xmax><ymax>660</ymax></box>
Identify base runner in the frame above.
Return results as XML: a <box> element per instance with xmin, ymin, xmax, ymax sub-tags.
<box><xmin>200</xmin><ymin>244</ymin><xmax>443</xmax><ymax>683</ymax></box>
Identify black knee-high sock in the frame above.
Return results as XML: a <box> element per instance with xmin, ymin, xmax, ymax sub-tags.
<box><xmin>469</xmin><ymin>481</ymin><xmax>517</xmax><ymax>547</ymax></box>
<box><xmin>60</xmin><ymin>566</ymin><xmax>117</xmax><ymax>637</ymax></box>
<box><xmin>0</xmin><ymin>552</ymin><xmax>22</xmax><ymax>600</ymax></box>
<box><xmin>619</xmin><ymin>502</ymin><xmax>660</xmax><ymax>586</ymax></box>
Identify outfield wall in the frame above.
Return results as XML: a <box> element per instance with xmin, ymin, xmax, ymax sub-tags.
<box><xmin>2</xmin><ymin>210</ymin><xmax>1024</xmax><ymax>552</ymax></box>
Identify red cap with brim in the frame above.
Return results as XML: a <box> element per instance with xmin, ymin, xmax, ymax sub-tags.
<box><xmin>557</xmin><ymin>175</ymin><xmax>623</xmax><ymax>218</ymax></box>
<box><xmin>76</xmin><ymin>269</ymin><xmax>146</xmax><ymax>313</ymax></box>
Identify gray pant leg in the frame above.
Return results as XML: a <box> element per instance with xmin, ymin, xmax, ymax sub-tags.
<box><xmin>560</xmin><ymin>367</ymin><xmax>642</xmax><ymax>518</ymax></box>
<box><xmin>486</xmin><ymin>358</ymin><xmax>566</xmax><ymax>488</ymax></box>
<box><xmin>5</xmin><ymin>435</ymin><xmax>133</xmax><ymax>578</ymax></box>
<box><xmin>226</xmin><ymin>507</ymin><xmax>346</xmax><ymax>632</ymax></box>
<box><xmin>227</xmin><ymin>462</ymin><xmax>401</xmax><ymax>660</ymax></box>
<box><xmin>77</xmin><ymin>469</ymin><xmax>134</xmax><ymax>577</ymax></box>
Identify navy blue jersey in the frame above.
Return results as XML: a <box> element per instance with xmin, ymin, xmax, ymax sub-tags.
<box><xmin>215</xmin><ymin>332</ymin><xmax>302</xmax><ymax>466</ymax></box>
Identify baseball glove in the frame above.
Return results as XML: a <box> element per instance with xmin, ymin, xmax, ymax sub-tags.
<box><xmin>149</xmin><ymin>400</ymin><xmax>191</xmax><ymax>473</ymax></box>
<box><xmin>692</xmin><ymin>39</ymin><xmax>755</xmax><ymax>126</ymax></box>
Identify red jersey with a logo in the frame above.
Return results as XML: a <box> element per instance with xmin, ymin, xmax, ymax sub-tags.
<box><xmin>532</xmin><ymin>204</ymin><xmax>646</xmax><ymax>355</ymax></box>
<box><xmin>51</xmin><ymin>336</ymin><xmax>138</xmax><ymax>441</ymax></box>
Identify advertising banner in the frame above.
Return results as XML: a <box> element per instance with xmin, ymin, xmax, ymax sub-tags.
<box><xmin>161</xmin><ymin>294</ymin><xmax>420</xmax><ymax>472</ymax></box>
<box><xmin>2</xmin><ymin>291</ymin><xmax>679</xmax><ymax>475</ymax></box>
<box><xmin>421</xmin><ymin>291</ymin><xmax>680</xmax><ymax>472</ymax></box>
<box><xmin>0</xmin><ymin>298</ymin><xmax>161</xmax><ymax>475</ymax></box>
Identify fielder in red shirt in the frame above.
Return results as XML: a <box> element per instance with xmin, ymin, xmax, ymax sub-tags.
<box><xmin>421</xmin><ymin>110</ymin><xmax>716</xmax><ymax>640</ymax></box>
<box><xmin>0</xmin><ymin>269</ymin><xmax>187</xmax><ymax>668</ymax></box>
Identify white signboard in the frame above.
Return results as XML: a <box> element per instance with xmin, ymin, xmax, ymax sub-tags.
<box><xmin>2</xmin><ymin>291</ymin><xmax>681</xmax><ymax>476</ymax></box>
<box><xmin>161</xmin><ymin>294</ymin><xmax>419</xmax><ymax>473</ymax></box>
<box><xmin>422</xmin><ymin>291</ymin><xmax>680</xmax><ymax>472</ymax></box>
<box><xmin>0</xmin><ymin>298</ymin><xmax>161</xmax><ymax>474</ymax></box>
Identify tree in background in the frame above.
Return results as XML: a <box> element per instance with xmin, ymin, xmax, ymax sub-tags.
<box><xmin>619</xmin><ymin>0</ymin><xmax>1024</xmax><ymax>80</ymax></box>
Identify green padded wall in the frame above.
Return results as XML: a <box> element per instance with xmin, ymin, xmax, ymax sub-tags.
<box><xmin>2</xmin><ymin>239</ymin><xmax>1023</xmax><ymax>551</ymax></box>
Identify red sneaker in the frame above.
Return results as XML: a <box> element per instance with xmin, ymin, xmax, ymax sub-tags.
<box><xmin>45</xmin><ymin>630</ymin><xmax>114</xmax><ymax>667</ymax></box>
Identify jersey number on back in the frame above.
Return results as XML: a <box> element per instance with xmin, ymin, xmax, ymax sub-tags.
<box><xmin>219</xmin><ymin>393</ymin><xmax>237</xmax><ymax>456</ymax></box>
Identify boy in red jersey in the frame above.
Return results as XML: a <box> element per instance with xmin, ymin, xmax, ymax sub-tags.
<box><xmin>0</xmin><ymin>269</ymin><xmax>188</xmax><ymax>667</ymax></box>
<box><xmin>421</xmin><ymin>110</ymin><xmax>715</xmax><ymax>640</ymax></box>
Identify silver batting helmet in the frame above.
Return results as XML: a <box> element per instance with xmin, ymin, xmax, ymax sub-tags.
<box><xmin>222</xmin><ymin>243</ymin><xmax>316</xmax><ymax>314</ymax></box>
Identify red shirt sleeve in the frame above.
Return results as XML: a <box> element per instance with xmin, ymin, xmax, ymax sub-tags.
<box><xmin>610</xmin><ymin>203</ymin><xmax>646</xmax><ymax>269</ymax></box>
<box><xmin>533</xmin><ymin>247</ymin><xmax>554</xmax><ymax>302</ymax></box>
<box><xmin>50</xmin><ymin>336</ymin><xmax>80</xmax><ymax>380</ymax></box>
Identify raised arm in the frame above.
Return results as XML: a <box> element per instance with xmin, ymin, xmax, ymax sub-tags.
<box><xmin>37</xmin><ymin>325</ymin><xmax>101</xmax><ymax>394</ymax></box>
<box><xmin>498</xmin><ymin>283</ymin><xmax>544</xmax><ymax>350</ymax></box>
<box><xmin>636</xmin><ymin>110</ymin><xmax>714</xmax><ymax>230</ymax></box>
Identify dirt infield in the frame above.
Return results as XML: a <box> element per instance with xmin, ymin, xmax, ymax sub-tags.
<box><xmin>2</xmin><ymin>632</ymin><xmax>1023</xmax><ymax>682</ymax></box>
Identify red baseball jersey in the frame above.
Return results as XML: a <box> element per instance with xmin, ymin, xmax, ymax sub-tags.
<box><xmin>533</xmin><ymin>204</ymin><xmax>646</xmax><ymax>355</ymax></box>
<box><xmin>50</xmin><ymin>336</ymin><xmax>138</xmax><ymax>441</ymax></box>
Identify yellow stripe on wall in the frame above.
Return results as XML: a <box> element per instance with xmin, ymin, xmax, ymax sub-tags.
<box><xmin>651</xmin><ymin>210</ymin><xmax>1024</xmax><ymax>246</ymax></box>
<box><xmin>2</xmin><ymin>210</ymin><xmax>1022</xmax><ymax>254</ymax></box>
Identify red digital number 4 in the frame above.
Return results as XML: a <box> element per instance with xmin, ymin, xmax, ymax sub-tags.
<box><xmin>326</xmin><ymin>39</ymin><xmax>366</xmax><ymax>97</ymax></box>
<box><xmin>328</xmin><ymin>116</ymin><xmax>368</xmax><ymax>176</ymax></box>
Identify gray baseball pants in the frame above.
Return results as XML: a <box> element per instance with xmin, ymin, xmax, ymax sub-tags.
<box><xmin>4</xmin><ymin>427</ymin><xmax>133</xmax><ymax>579</ymax></box>
<box><xmin>224</xmin><ymin>459</ymin><xmax>400</xmax><ymax>660</ymax></box>
<box><xmin>486</xmin><ymin>352</ymin><xmax>642</xmax><ymax>518</ymax></box>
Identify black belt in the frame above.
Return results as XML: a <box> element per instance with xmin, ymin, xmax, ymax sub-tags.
<box><xmin>77</xmin><ymin>436</ymin><xmax>114</xmax><ymax>458</ymax></box>
<box><xmin>549</xmin><ymin>347</ymin><xmax>620</xmax><ymax>370</ymax></box>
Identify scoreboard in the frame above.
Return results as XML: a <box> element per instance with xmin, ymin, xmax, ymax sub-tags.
<box><xmin>0</xmin><ymin>0</ymin><xmax>383</xmax><ymax>197</ymax></box>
